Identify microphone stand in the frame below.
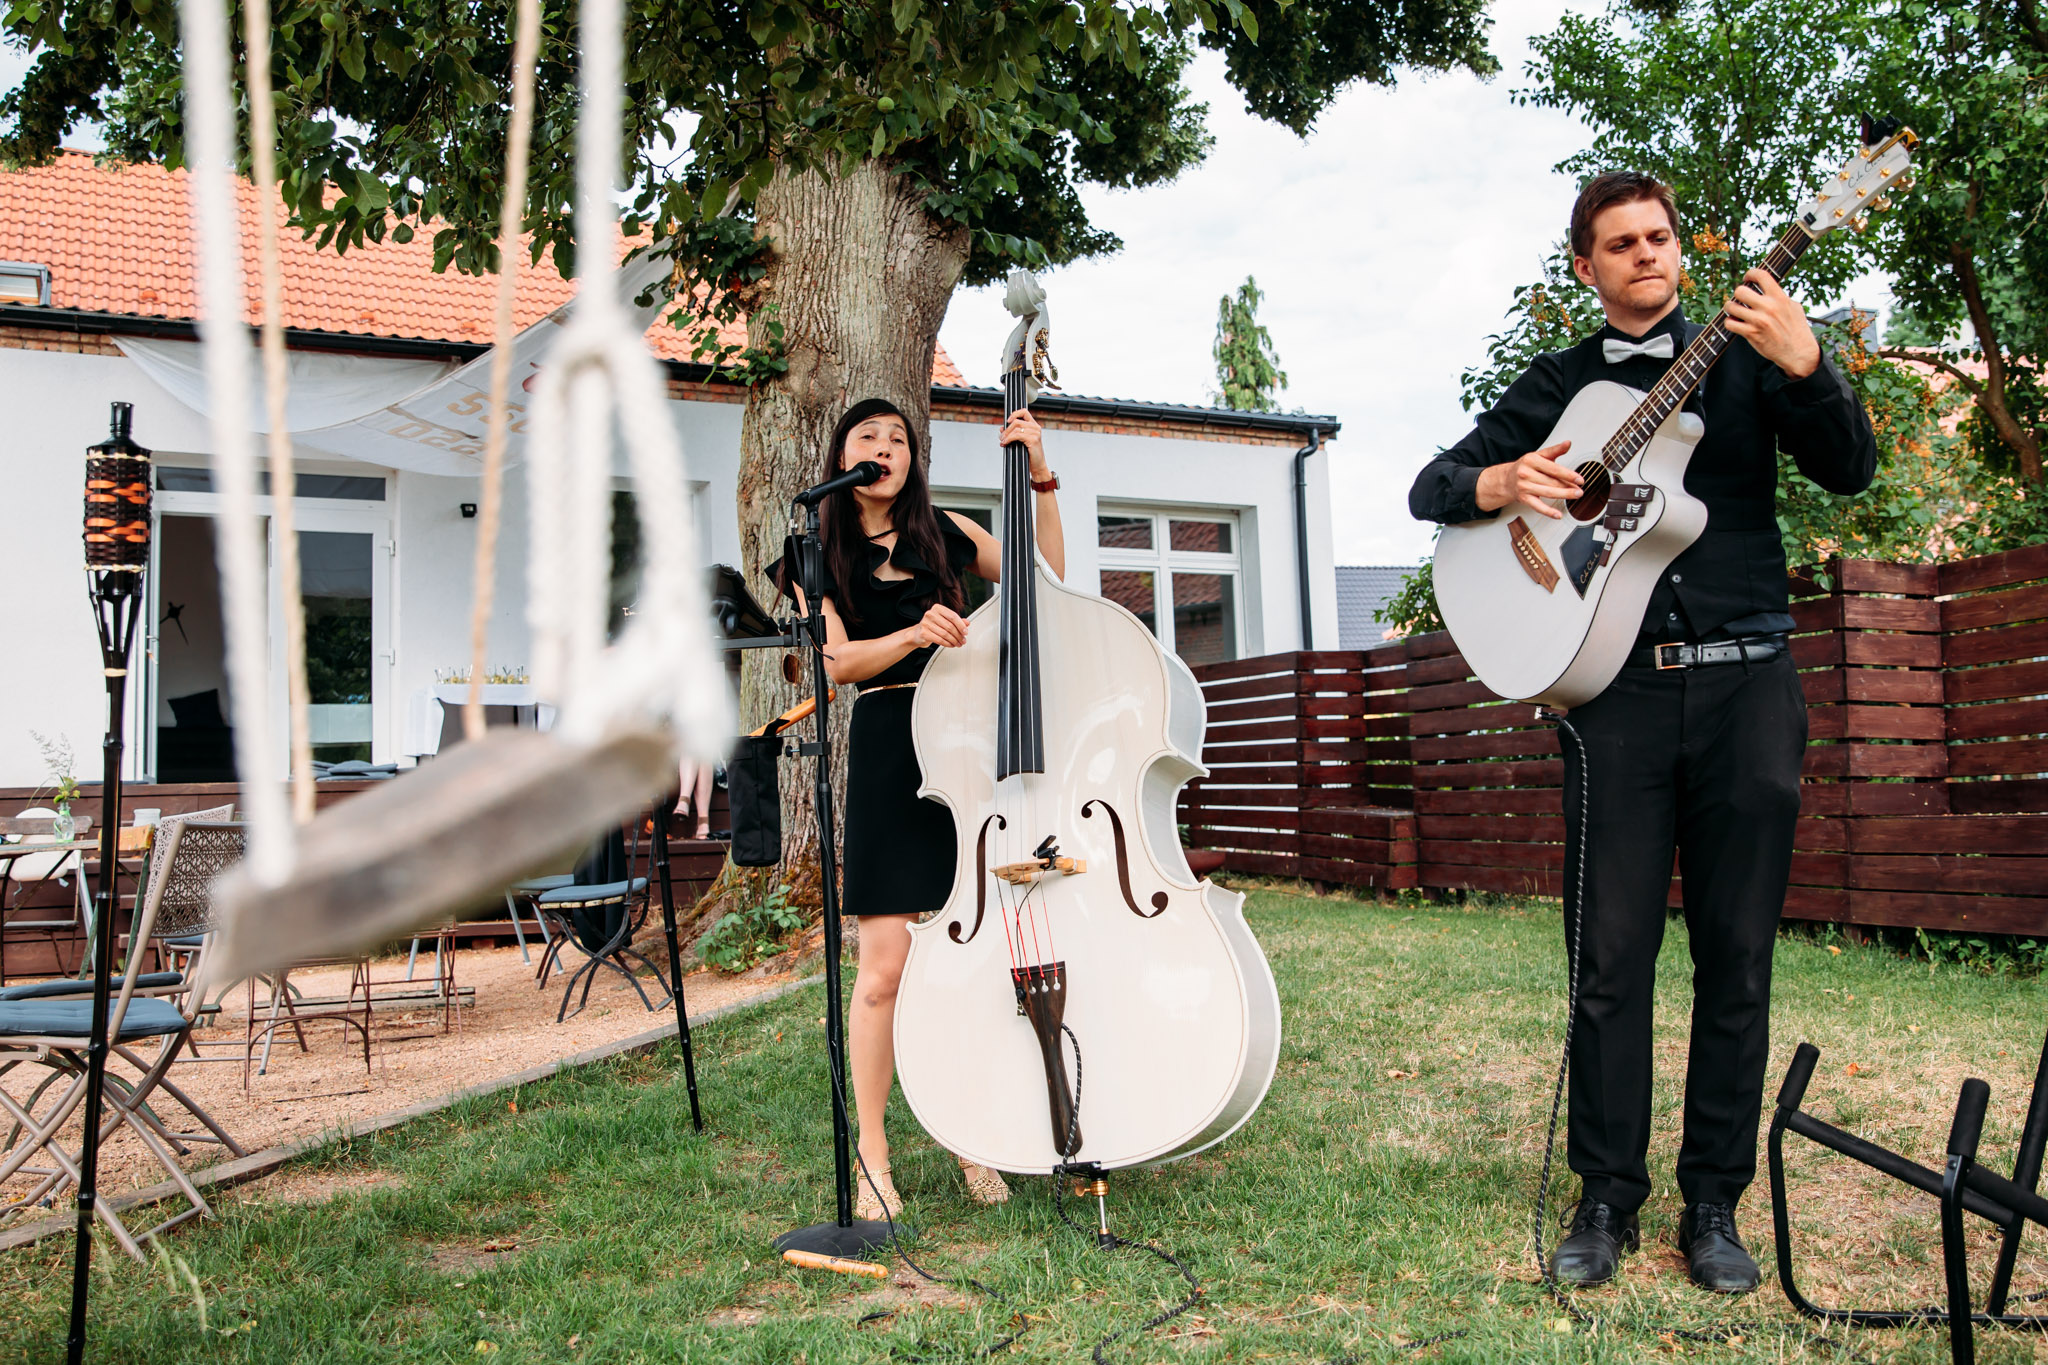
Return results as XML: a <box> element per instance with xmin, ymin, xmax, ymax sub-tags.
<box><xmin>769</xmin><ymin>494</ymin><xmax>896</xmax><ymax>1257</ymax></box>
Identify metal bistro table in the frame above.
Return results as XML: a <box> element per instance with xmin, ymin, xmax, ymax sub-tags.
<box><xmin>0</xmin><ymin>820</ymin><xmax>151</xmax><ymax>982</ymax></box>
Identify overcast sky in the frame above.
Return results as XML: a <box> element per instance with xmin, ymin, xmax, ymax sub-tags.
<box><xmin>3</xmin><ymin>0</ymin><xmax>1885</xmax><ymax>569</ymax></box>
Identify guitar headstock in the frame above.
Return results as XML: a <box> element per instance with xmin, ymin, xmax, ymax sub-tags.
<box><xmin>1800</xmin><ymin>122</ymin><xmax>1918</xmax><ymax>237</ymax></box>
<box><xmin>998</xmin><ymin>268</ymin><xmax>1058</xmax><ymax>403</ymax></box>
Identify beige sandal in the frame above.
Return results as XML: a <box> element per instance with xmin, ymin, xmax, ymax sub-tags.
<box><xmin>957</xmin><ymin>1155</ymin><xmax>1011</xmax><ymax>1205</ymax></box>
<box><xmin>854</xmin><ymin>1167</ymin><xmax>901</xmax><ymax>1222</ymax></box>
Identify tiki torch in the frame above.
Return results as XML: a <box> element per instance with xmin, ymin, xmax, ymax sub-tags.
<box><xmin>68</xmin><ymin>401</ymin><xmax>152</xmax><ymax>1365</ymax></box>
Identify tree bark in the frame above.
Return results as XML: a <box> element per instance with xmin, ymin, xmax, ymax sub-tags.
<box><xmin>729</xmin><ymin>158</ymin><xmax>970</xmax><ymax>914</ymax></box>
<box><xmin>1949</xmin><ymin>238</ymin><xmax>2045</xmax><ymax>484</ymax></box>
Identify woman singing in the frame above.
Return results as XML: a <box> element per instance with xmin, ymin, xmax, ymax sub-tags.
<box><xmin>772</xmin><ymin>396</ymin><xmax>1064</xmax><ymax>1220</ymax></box>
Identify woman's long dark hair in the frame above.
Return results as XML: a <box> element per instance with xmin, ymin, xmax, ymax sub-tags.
<box><xmin>808</xmin><ymin>398</ymin><xmax>963</xmax><ymax>623</ymax></box>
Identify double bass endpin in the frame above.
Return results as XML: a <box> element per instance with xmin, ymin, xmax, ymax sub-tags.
<box><xmin>1067</xmin><ymin>1169</ymin><xmax>1114</xmax><ymax>1248</ymax></box>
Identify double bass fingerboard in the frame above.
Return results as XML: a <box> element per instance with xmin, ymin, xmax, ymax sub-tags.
<box><xmin>996</xmin><ymin>363</ymin><xmax>1045</xmax><ymax>780</ymax></box>
<box><xmin>1594</xmin><ymin>222</ymin><xmax>1815</xmax><ymax>475</ymax></box>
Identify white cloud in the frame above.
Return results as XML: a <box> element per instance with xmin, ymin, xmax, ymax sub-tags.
<box><xmin>940</xmin><ymin>0</ymin><xmax>1592</xmax><ymax>569</ymax></box>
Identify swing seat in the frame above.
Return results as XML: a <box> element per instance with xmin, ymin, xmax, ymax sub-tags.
<box><xmin>209</xmin><ymin>726</ymin><xmax>677</xmax><ymax>985</ymax></box>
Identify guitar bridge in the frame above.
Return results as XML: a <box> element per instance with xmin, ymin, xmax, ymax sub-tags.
<box><xmin>1507</xmin><ymin>516</ymin><xmax>1560</xmax><ymax>592</ymax></box>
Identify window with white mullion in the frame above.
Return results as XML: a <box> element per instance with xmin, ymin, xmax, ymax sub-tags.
<box><xmin>1095</xmin><ymin>507</ymin><xmax>1244</xmax><ymax>666</ymax></box>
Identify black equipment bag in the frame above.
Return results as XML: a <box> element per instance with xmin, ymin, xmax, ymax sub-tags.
<box><xmin>727</xmin><ymin>735</ymin><xmax>782</xmax><ymax>867</ymax></box>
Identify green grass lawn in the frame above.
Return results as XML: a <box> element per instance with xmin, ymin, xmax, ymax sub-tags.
<box><xmin>5</xmin><ymin>885</ymin><xmax>2046</xmax><ymax>1363</ymax></box>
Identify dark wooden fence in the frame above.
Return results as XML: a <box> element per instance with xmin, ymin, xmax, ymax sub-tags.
<box><xmin>1181</xmin><ymin>545</ymin><xmax>2048</xmax><ymax>936</ymax></box>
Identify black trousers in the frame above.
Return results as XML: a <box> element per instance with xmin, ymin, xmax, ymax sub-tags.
<box><xmin>1558</xmin><ymin>650</ymin><xmax>1808</xmax><ymax>1213</ymax></box>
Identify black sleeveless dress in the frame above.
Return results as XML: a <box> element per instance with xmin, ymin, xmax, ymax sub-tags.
<box><xmin>771</xmin><ymin>519</ymin><xmax>979</xmax><ymax>917</ymax></box>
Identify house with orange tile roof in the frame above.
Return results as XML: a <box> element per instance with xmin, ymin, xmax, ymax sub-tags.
<box><xmin>0</xmin><ymin>153</ymin><xmax>1339</xmax><ymax>785</ymax></box>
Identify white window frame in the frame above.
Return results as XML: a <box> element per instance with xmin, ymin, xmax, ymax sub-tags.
<box><xmin>1094</xmin><ymin>505</ymin><xmax>1246</xmax><ymax>664</ymax></box>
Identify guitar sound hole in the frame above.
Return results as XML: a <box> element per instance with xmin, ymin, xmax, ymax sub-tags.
<box><xmin>1569</xmin><ymin>466</ymin><xmax>1612</xmax><ymax>522</ymax></box>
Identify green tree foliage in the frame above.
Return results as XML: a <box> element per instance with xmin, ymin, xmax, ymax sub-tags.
<box><xmin>1850</xmin><ymin>0</ymin><xmax>2048</xmax><ymax>495</ymax></box>
<box><xmin>1211</xmin><ymin>274</ymin><xmax>1289</xmax><ymax>411</ymax></box>
<box><xmin>1457</xmin><ymin>0</ymin><xmax>2043</xmax><ymax>567</ymax></box>
<box><xmin>1</xmin><ymin>0</ymin><xmax>1496</xmax><ymax>362</ymax></box>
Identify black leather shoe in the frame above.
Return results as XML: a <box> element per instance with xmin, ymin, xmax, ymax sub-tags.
<box><xmin>1550</xmin><ymin>1199</ymin><xmax>1639</xmax><ymax>1286</ymax></box>
<box><xmin>1678</xmin><ymin>1202</ymin><xmax>1760</xmax><ymax>1294</ymax></box>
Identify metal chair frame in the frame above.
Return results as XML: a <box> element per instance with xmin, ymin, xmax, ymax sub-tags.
<box><xmin>531</xmin><ymin>877</ymin><xmax>668</xmax><ymax>1022</ymax></box>
<box><xmin>1769</xmin><ymin>1032</ymin><xmax>2048</xmax><ymax>1364</ymax></box>
<box><xmin>0</xmin><ymin>818</ymin><xmax>248</xmax><ymax>1260</ymax></box>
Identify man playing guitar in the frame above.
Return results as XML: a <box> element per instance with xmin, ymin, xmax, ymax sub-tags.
<box><xmin>1409</xmin><ymin>173</ymin><xmax>1876</xmax><ymax>1293</ymax></box>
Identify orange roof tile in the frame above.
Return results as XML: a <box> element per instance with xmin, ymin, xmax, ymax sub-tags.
<box><xmin>0</xmin><ymin>150</ymin><xmax>966</xmax><ymax>386</ymax></box>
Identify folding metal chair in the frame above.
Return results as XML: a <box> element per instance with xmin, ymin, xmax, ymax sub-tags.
<box><xmin>1770</xmin><ymin>1032</ymin><xmax>2048</xmax><ymax>1364</ymax></box>
<box><xmin>0</xmin><ymin>818</ymin><xmax>248</xmax><ymax>1259</ymax></box>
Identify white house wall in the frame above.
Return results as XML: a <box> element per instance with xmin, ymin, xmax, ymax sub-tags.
<box><xmin>0</xmin><ymin>343</ymin><xmax>1335</xmax><ymax>786</ymax></box>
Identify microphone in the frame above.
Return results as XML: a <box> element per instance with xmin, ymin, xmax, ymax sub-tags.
<box><xmin>793</xmin><ymin>461</ymin><xmax>884</xmax><ymax>507</ymax></box>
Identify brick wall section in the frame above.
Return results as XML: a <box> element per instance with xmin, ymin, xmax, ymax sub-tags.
<box><xmin>0</xmin><ymin>322</ymin><xmax>121</xmax><ymax>356</ymax></box>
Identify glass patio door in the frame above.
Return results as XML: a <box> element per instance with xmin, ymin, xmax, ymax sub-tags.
<box><xmin>273</xmin><ymin>508</ymin><xmax>392</xmax><ymax>768</ymax></box>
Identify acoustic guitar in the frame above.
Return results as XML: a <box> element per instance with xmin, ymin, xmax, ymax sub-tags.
<box><xmin>1432</xmin><ymin>123</ymin><xmax>1918</xmax><ymax>707</ymax></box>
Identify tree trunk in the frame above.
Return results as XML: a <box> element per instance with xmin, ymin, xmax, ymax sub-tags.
<box><xmin>1949</xmin><ymin>241</ymin><xmax>2044</xmax><ymax>484</ymax></box>
<box><xmin>729</xmin><ymin>158</ymin><xmax>970</xmax><ymax>915</ymax></box>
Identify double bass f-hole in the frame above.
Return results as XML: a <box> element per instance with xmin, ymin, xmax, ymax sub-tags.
<box><xmin>1081</xmin><ymin>800</ymin><xmax>1169</xmax><ymax>918</ymax></box>
<box><xmin>950</xmin><ymin>813</ymin><xmax>1007</xmax><ymax>945</ymax></box>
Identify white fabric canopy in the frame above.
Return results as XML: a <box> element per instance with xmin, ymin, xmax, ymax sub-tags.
<box><xmin>117</xmin><ymin>249</ymin><xmax>677</xmax><ymax>478</ymax></box>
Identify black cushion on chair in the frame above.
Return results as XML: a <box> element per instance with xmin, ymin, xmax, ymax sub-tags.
<box><xmin>0</xmin><ymin>972</ymin><xmax>182</xmax><ymax>1001</ymax></box>
<box><xmin>0</xmin><ymin>998</ymin><xmax>188</xmax><ymax>1039</ymax></box>
<box><xmin>534</xmin><ymin>878</ymin><xmax>648</xmax><ymax>909</ymax></box>
<box><xmin>537</xmin><ymin>878</ymin><xmax>649</xmax><ymax>955</ymax></box>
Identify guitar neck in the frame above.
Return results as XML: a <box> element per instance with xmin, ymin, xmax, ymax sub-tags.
<box><xmin>1599</xmin><ymin>222</ymin><xmax>1815</xmax><ymax>472</ymax></box>
<box><xmin>996</xmin><ymin>365</ymin><xmax>1044</xmax><ymax>779</ymax></box>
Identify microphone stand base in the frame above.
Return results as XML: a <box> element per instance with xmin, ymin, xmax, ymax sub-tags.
<box><xmin>774</xmin><ymin>1220</ymin><xmax>902</xmax><ymax>1260</ymax></box>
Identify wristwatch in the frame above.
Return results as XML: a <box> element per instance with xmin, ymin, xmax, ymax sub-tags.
<box><xmin>1029</xmin><ymin>471</ymin><xmax>1060</xmax><ymax>494</ymax></box>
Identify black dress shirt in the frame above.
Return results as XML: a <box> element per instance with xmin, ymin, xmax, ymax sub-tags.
<box><xmin>1408</xmin><ymin>305</ymin><xmax>1877</xmax><ymax>643</ymax></box>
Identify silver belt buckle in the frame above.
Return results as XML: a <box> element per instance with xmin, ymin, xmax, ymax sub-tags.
<box><xmin>1656</xmin><ymin>644</ymin><xmax>1687</xmax><ymax>670</ymax></box>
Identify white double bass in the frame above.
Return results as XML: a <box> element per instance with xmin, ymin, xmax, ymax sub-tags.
<box><xmin>892</xmin><ymin>271</ymin><xmax>1282</xmax><ymax>1175</ymax></box>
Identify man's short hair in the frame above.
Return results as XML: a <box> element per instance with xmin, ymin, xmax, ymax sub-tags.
<box><xmin>1570</xmin><ymin>172</ymin><xmax>1680</xmax><ymax>259</ymax></box>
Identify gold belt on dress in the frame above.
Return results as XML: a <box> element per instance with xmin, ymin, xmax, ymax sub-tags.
<box><xmin>858</xmin><ymin>682</ymin><xmax>918</xmax><ymax>697</ymax></box>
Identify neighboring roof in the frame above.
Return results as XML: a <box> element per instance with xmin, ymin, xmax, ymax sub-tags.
<box><xmin>1336</xmin><ymin>565</ymin><xmax>1414</xmax><ymax>647</ymax></box>
<box><xmin>0</xmin><ymin>150</ymin><xmax>965</xmax><ymax>385</ymax></box>
<box><xmin>934</xmin><ymin>385</ymin><xmax>1337</xmax><ymax>438</ymax></box>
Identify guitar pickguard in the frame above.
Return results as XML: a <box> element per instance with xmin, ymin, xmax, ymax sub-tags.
<box><xmin>1559</xmin><ymin>525</ymin><xmax>1604</xmax><ymax>598</ymax></box>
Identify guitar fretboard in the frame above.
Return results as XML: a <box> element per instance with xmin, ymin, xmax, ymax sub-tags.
<box><xmin>1596</xmin><ymin>223</ymin><xmax>1814</xmax><ymax>474</ymax></box>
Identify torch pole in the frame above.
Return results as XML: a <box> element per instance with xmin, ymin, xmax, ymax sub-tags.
<box><xmin>69</xmin><ymin>401</ymin><xmax>151</xmax><ymax>1365</ymax></box>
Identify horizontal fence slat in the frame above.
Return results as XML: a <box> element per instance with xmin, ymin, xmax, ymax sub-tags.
<box><xmin>1937</xmin><ymin>542</ymin><xmax>2048</xmax><ymax>596</ymax></box>
<box><xmin>1182</xmin><ymin>560</ymin><xmax>2044</xmax><ymax>923</ymax></box>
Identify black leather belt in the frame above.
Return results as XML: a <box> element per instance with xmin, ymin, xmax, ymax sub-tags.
<box><xmin>1624</xmin><ymin>633</ymin><xmax>1789</xmax><ymax>671</ymax></box>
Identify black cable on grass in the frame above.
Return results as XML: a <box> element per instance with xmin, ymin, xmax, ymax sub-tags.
<box><xmin>1047</xmin><ymin>1022</ymin><xmax>1206</xmax><ymax>1364</ymax></box>
<box><xmin>1320</xmin><ymin>713</ymin><xmax>1883</xmax><ymax>1365</ymax></box>
<box><xmin>822</xmin><ymin>1030</ymin><xmax>1026</xmax><ymax>1358</ymax></box>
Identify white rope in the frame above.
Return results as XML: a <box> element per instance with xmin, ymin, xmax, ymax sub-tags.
<box><xmin>243</xmin><ymin>0</ymin><xmax>316</xmax><ymax>824</ymax></box>
<box><xmin>464</xmin><ymin>0</ymin><xmax>542</xmax><ymax>742</ymax></box>
<box><xmin>529</xmin><ymin>0</ymin><xmax>728</xmax><ymax>752</ymax></box>
<box><xmin>179</xmin><ymin>0</ymin><xmax>291</xmax><ymax>884</ymax></box>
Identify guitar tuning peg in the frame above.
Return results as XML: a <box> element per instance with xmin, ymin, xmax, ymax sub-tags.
<box><xmin>1872</xmin><ymin>195</ymin><xmax>1893</xmax><ymax>211</ymax></box>
<box><xmin>1850</xmin><ymin>214</ymin><xmax>1871</xmax><ymax>233</ymax></box>
<box><xmin>1896</xmin><ymin>173</ymin><xmax>1915</xmax><ymax>191</ymax></box>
